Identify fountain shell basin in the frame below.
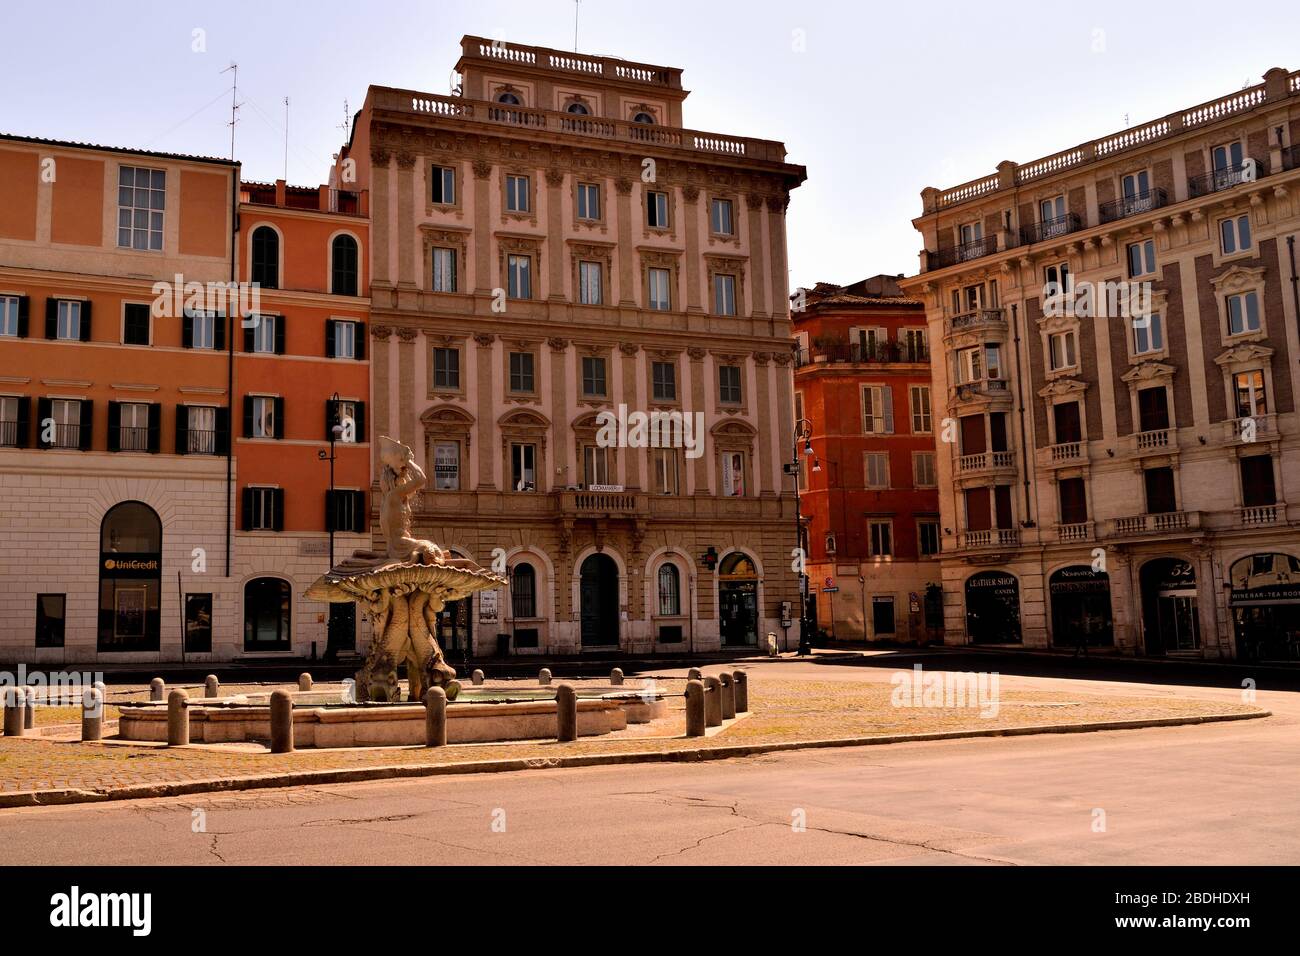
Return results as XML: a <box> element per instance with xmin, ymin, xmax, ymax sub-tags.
<box><xmin>115</xmin><ymin>683</ymin><xmax>668</xmax><ymax>748</ymax></box>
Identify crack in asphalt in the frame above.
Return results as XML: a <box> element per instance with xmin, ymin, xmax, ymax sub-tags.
<box><xmin>207</xmin><ymin>834</ymin><xmax>227</xmax><ymax>864</ymax></box>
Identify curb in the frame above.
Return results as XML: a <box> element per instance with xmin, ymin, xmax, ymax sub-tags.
<box><xmin>0</xmin><ymin>708</ymin><xmax>1269</xmax><ymax>809</ymax></box>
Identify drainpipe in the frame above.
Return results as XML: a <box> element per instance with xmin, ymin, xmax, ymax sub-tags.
<box><xmin>1287</xmin><ymin>235</ymin><xmax>1299</xmax><ymax>511</ymax></box>
<box><xmin>225</xmin><ymin>164</ymin><xmax>239</xmax><ymax>577</ymax></box>
<box><xmin>1010</xmin><ymin>303</ymin><xmax>1033</xmax><ymax>524</ymax></box>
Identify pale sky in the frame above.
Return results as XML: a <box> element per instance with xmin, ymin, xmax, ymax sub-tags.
<box><xmin>3</xmin><ymin>0</ymin><xmax>1297</xmax><ymax>286</ymax></box>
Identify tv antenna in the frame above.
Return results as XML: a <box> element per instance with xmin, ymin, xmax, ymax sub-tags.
<box><xmin>338</xmin><ymin>98</ymin><xmax>351</xmax><ymax>139</ymax></box>
<box><xmin>283</xmin><ymin>97</ymin><xmax>290</xmax><ymax>181</ymax></box>
<box><xmin>221</xmin><ymin>62</ymin><xmax>242</xmax><ymax>161</ymax></box>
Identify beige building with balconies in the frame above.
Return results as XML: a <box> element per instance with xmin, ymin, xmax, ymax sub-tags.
<box><xmin>337</xmin><ymin>37</ymin><xmax>806</xmax><ymax>658</ymax></box>
<box><xmin>899</xmin><ymin>66</ymin><xmax>1300</xmax><ymax>662</ymax></box>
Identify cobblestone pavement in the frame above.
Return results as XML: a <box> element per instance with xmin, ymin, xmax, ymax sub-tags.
<box><xmin>0</xmin><ymin>663</ymin><xmax>1265</xmax><ymax>798</ymax></box>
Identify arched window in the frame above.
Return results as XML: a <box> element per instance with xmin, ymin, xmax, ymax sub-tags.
<box><xmin>632</xmin><ymin>112</ymin><xmax>655</xmax><ymax>125</ymax></box>
<box><xmin>245</xmin><ymin>577</ymin><xmax>291</xmax><ymax>650</ymax></box>
<box><xmin>331</xmin><ymin>234</ymin><xmax>359</xmax><ymax>296</ymax></box>
<box><xmin>497</xmin><ymin>92</ymin><xmax>521</xmax><ymax>105</ymax></box>
<box><xmin>99</xmin><ymin>501</ymin><xmax>163</xmax><ymax>652</ymax></box>
<box><xmin>719</xmin><ymin>552</ymin><xmax>757</xmax><ymax>578</ymax></box>
<box><xmin>101</xmin><ymin>500</ymin><xmax>161</xmax><ymax>553</ymax></box>
<box><xmin>567</xmin><ymin>102</ymin><xmax>589</xmax><ymax>115</ymax></box>
<box><xmin>251</xmin><ymin>226</ymin><xmax>279</xmax><ymax>289</ymax></box>
<box><xmin>657</xmin><ymin>563</ymin><xmax>681</xmax><ymax>616</ymax></box>
<box><xmin>511</xmin><ymin>563</ymin><xmax>537</xmax><ymax>618</ymax></box>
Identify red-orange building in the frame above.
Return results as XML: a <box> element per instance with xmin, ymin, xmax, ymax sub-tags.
<box><xmin>793</xmin><ymin>276</ymin><xmax>944</xmax><ymax>642</ymax></box>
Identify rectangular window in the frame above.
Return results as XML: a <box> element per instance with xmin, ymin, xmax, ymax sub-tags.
<box><xmin>583</xmin><ymin>445</ymin><xmax>609</xmax><ymax>487</ymax></box>
<box><xmin>1058</xmin><ymin>476</ymin><xmax>1088</xmax><ymax>524</ymax></box>
<box><xmin>869</xmin><ymin>520</ymin><xmax>893</xmax><ymax>557</ymax></box>
<box><xmin>123</xmin><ymin>303</ymin><xmax>150</xmax><ymax>345</ymax></box>
<box><xmin>576</xmin><ymin>182</ymin><xmax>600</xmax><ymax>220</ymax></box>
<box><xmin>35</xmin><ymin>594</ymin><xmax>66</xmax><ymax>648</ymax></box>
<box><xmin>1122</xmin><ymin>170</ymin><xmax>1150</xmax><ymax>201</ymax></box>
<box><xmin>1240</xmin><ymin>455</ymin><xmax>1277</xmax><ymax>507</ymax></box>
<box><xmin>326</xmin><ymin>489</ymin><xmax>365</xmax><ymax>533</ymax></box>
<box><xmin>581</xmin><ymin>356</ymin><xmax>607</xmax><ymax>397</ymax></box>
<box><xmin>118</xmin><ymin>402</ymin><xmax>150</xmax><ymax>451</ymax></box>
<box><xmin>1127</xmin><ymin>239</ymin><xmax>1156</xmax><ymax>278</ymax></box>
<box><xmin>862</xmin><ymin>384</ymin><xmax>893</xmax><ymax>434</ymax></box>
<box><xmin>1053</xmin><ymin>401</ymin><xmax>1082</xmax><ymax>443</ymax></box>
<box><xmin>1144</xmin><ymin>466</ymin><xmax>1177</xmax><ymax>514</ymax></box>
<box><xmin>186</xmin><ymin>405</ymin><xmax>217</xmax><ymax>454</ymax></box>
<box><xmin>433</xmin><ymin>347</ymin><xmax>460</xmax><ymax>390</ymax></box>
<box><xmin>1049</xmin><ymin>330</ymin><xmax>1078</xmax><ymax>371</ymax></box>
<box><xmin>718</xmin><ymin>365</ymin><xmax>742</xmax><ymax>404</ymax></box>
<box><xmin>710</xmin><ymin>198</ymin><xmax>734</xmax><ymax>235</ymax></box>
<box><xmin>511</xmin><ymin>442</ymin><xmax>536</xmax><ymax>492</ymax></box>
<box><xmin>721</xmin><ymin>451</ymin><xmax>745</xmax><ymax>497</ymax></box>
<box><xmin>914</xmin><ymin>452</ymin><xmax>936</xmax><ymax>488</ymax></box>
<box><xmin>333</xmin><ymin>320</ymin><xmax>357</xmax><ymax>359</ymax></box>
<box><xmin>252</xmin><ymin>313</ymin><xmax>277</xmax><ymax>353</ymax></box>
<box><xmin>190</xmin><ymin>310</ymin><xmax>215</xmax><ymax>350</ymax></box>
<box><xmin>713</xmin><ymin>274</ymin><xmax>737</xmax><ymax>316</ymax></box>
<box><xmin>959</xmin><ymin>221</ymin><xmax>982</xmax><ymax>245</ymax></box>
<box><xmin>865</xmin><ymin>452</ymin><xmax>890</xmax><ymax>489</ymax></box>
<box><xmin>652</xmin><ymin>361</ymin><xmax>677</xmax><ymax>401</ymax></box>
<box><xmin>647</xmin><ymin>190</ymin><xmax>669</xmax><ymax>228</ymax></box>
<box><xmin>117</xmin><ymin>166</ymin><xmax>165</xmax><ymax>251</ymax></box>
<box><xmin>245</xmin><ymin>486</ymin><xmax>280</xmax><ymax>530</ymax></box>
<box><xmin>251</xmin><ymin>396</ymin><xmax>276</xmax><ymax>439</ymax></box>
<box><xmin>431</xmin><ymin>248</ymin><xmax>457</xmax><ymax>292</ymax></box>
<box><xmin>578</xmin><ymin>260</ymin><xmax>603</xmax><ymax>305</ymax></box>
<box><xmin>433</xmin><ymin>441</ymin><xmax>460</xmax><ymax>490</ymax></box>
<box><xmin>1137</xmin><ymin>386</ymin><xmax>1170</xmax><ymax>432</ymax></box>
<box><xmin>184</xmin><ymin>593</ymin><xmax>213</xmax><ymax>653</ymax></box>
<box><xmin>653</xmin><ymin>448</ymin><xmax>679</xmax><ymax>495</ymax></box>
<box><xmin>509</xmin><ymin>352</ymin><xmax>535</xmax><ymax>393</ymax></box>
<box><xmin>872</xmin><ymin>596</ymin><xmax>896</xmax><ymax>635</ymax></box>
<box><xmin>956</xmin><ymin>346</ymin><xmax>982</xmax><ymax>384</ymax></box>
<box><xmin>0</xmin><ymin>296</ymin><xmax>19</xmax><ymax>337</ymax></box>
<box><xmin>1227</xmin><ymin>291</ymin><xmax>1261</xmax><ymax>335</ymax></box>
<box><xmin>56</xmin><ymin>300</ymin><xmax>82</xmax><ymax>340</ymax></box>
<box><xmin>505</xmin><ymin>174</ymin><xmax>530</xmax><ymax>213</ymax></box>
<box><xmin>1220</xmin><ymin>214</ymin><xmax>1252</xmax><ymax>255</ymax></box>
<box><xmin>901</xmin><ymin>328</ymin><xmax>928</xmax><ymax>362</ymax></box>
<box><xmin>431</xmin><ymin>165</ymin><xmax>455</xmax><ymax>205</ymax></box>
<box><xmin>918</xmin><ymin>521</ymin><xmax>940</xmax><ymax>556</ymax></box>
<box><xmin>1234</xmin><ymin>370</ymin><xmax>1267</xmax><ymax>418</ymax></box>
<box><xmin>0</xmin><ymin>396</ymin><xmax>20</xmax><ymax>447</ymax></box>
<box><xmin>648</xmin><ymin>267</ymin><xmax>672</xmax><ymax>311</ymax></box>
<box><xmin>1044</xmin><ymin>261</ymin><xmax>1071</xmax><ymax>297</ymax></box>
<box><xmin>909</xmin><ymin>385</ymin><xmax>931</xmax><ymax>432</ymax></box>
<box><xmin>1132</xmin><ymin>313</ymin><xmax>1163</xmax><ymax>355</ymax></box>
<box><xmin>507</xmin><ymin>254</ymin><xmax>532</xmax><ymax>299</ymax></box>
<box><xmin>50</xmin><ymin>398</ymin><xmax>81</xmax><ymax>448</ymax></box>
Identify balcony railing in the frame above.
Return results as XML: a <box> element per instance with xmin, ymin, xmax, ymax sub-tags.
<box><xmin>796</xmin><ymin>342</ymin><xmax>930</xmax><ymax>366</ymax></box>
<box><xmin>118</xmin><ymin>426</ymin><xmax>149</xmax><ymax>452</ymax></box>
<box><xmin>44</xmin><ymin>423</ymin><xmax>82</xmax><ymax>449</ymax></box>
<box><xmin>1098</xmin><ymin>188</ymin><xmax>1169</xmax><ymax>224</ymax></box>
<box><xmin>957</xmin><ymin>450</ymin><xmax>1015</xmax><ymax>473</ymax></box>
<box><xmin>1050</xmin><ymin>441</ymin><xmax>1082</xmax><ymax>462</ymax></box>
<box><xmin>946</xmin><ymin>308</ymin><xmax>1006</xmax><ymax>336</ymax></box>
<box><xmin>931</xmin><ymin>235</ymin><xmax>998</xmax><ymax>270</ymax></box>
<box><xmin>187</xmin><ymin>428</ymin><xmax>219</xmax><ymax>455</ymax></box>
<box><xmin>1020</xmin><ymin>213</ymin><xmax>1081</xmax><ymax>245</ymax></box>
<box><xmin>558</xmin><ymin>489</ymin><xmax>644</xmax><ymax>516</ymax></box>
<box><xmin>959</xmin><ymin>528</ymin><xmax>1020</xmax><ymax>549</ymax></box>
<box><xmin>1188</xmin><ymin>160</ymin><xmax>1268</xmax><ymax>197</ymax></box>
<box><xmin>1240</xmin><ymin>504</ymin><xmax>1281</xmax><ymax>527</ymax></box>
<box><xmin>0</xmin><ymin>419</ymin><xmax>19</xmax><ymax>447</ymax></box>
<box><xmin>1224</xmin><ymin>414</ymin><xmax>1276</xmax><ymax>443</ymax></box>
<box><xmin>1056</xmin><ymin>521</ymin><xmax>1094</xmax><ymax>542</ymax></box>
<box><xmin>1134</xmin><ymin>427</ymin><xmax>1173</xmax><ymax>452</ymax></box>
<box><xmin>953</xmin><ymin>378</ymin><xmax>1009</xmax><ymax>402</ymax></box>
<box><xmin>1112</xmin><ymin>511</ymin><xmax>1198</xmax><ymax>536</ymax></box>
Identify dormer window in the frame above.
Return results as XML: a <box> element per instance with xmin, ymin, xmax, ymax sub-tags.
<box><xmin>632</xmin><ymin>112</ymin><xmax>655</xmax><ymax>125</ymax></box>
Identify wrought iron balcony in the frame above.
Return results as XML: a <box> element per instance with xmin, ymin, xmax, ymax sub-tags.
<box><xmin>931</xmin><ymin>235</ymin><xmax>998</xmax><ymax>270</ymax></box>
<box><xmin>1099</xmin><ymin>188</ymin><xmax>1168</xmax><ymax>224</ymax></box>
<box><xmin>798</xmin><ymin>341</ymin><xmax>930</xmax><ymax>366</ymax></box>
<box><xmin>1019</xmin><ymin>213</ymin><xmax>1081</xmax><ymax>245</ymax></box>
<box><xmin>1188</xmin><ymin>160</ymin><xmax>1268</xmax><ymax>197</ymax></box>
<box><xmin>0</xmin><ymin>419</ymin><xmax>19</xmax><ymax>447</ymax></box>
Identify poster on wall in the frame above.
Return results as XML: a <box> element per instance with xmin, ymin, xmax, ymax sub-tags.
<box><xmin>479</xmin><ymin>589</ymin><xmax>499</xmax><ymax>622</ymax></box>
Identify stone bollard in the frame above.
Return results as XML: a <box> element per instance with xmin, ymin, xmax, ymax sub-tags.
<box><xmin>81</xmin><ymin>688</ymin><xmax>103</xmax><ymax>742</ymax></box>
<box><xmin>719</xmin><ymin>672</ymin><xmax>736</xmax><ymax>720</ymax></box>
<box><xmin>166</xmin><ymin>690</ymin><xmax>189</xmax><ymax>747</ymax></box>
<box><xmin>24</xmin><ymin>687</ymin><xmax>36</xmax><ymax>729</ymax></box>
<box><xmin>150</xmin><ymin>678</ymin><xmax>165</xmax><ymax>702</ymax></box>
<box><xmin>539</xmin><ymin>667</ymin><xmax>552</xmax><ymax>686</ymax></box>
<box><xmin>610</xmin><ymin>667</ymin><xmax>624</xmax><ymax>686</ymax></box>
<box><xmin>425</xmin><ymin>687</ymin><xmax>448</xmax><ymax>747</ymax></box>
<box><xmin>204</xmin><ymin>675</ymin><xmax>219</xmax><ymax>698</ymax></box>
<box><xmin>704</xmin><ymin>676</ymin><xmax>723</xmax><ymax>728</ymax></box>
<box><xmin>733</xmin><ymin>671</ymin><xmax>749</xmax><ymax>713</ymax></box>
<box><xmin>270</xmin><ymin>689</ymin><xmax>294</xmax><ymax>754</ymax></box>
<box><xmin>685</xmin><ymin>679</ymin><xmax>706</xmax><ymax>737</ymax></box>
<box><xmin>471</xmin><ymin>669</ymin><xmax>485</xmax><ymax>686</ymax></box>
<box><xmin>298</xmin><ymin>673</ymin><xmax>313</xmax><ymax>691</ymax></box>
<box><xmin>555</xmin><ymin>683</ymin><xmax>577</xmax><ymax>742</ymax></box>
<box><xmin>94</xmin><ymin>681</ymin><xmax>107</xmax><ymax>706</ymax></box>
<box><xmin>687</xmin><ymin>667</ymin><xmax>702</xmax><ymax>680</ymax></box>
<box><xmin>3</xmin><ymin>687</ymin><xmax>24</xmax><ymax>737</ymax></box>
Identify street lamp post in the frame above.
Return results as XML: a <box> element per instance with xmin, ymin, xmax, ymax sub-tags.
<box><xmin>791</xmin><ymin>417</ymin><xmax>815</xmax><ymax>656</ymax></box>
<box><xmin>318</xmin><ymin>392</ymin><xmax>345</xmax><ymax>660</ymax></box>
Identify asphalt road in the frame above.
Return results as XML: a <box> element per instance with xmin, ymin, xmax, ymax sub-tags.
<box><xmin>2</xmin><ymin>661</ymin><xmax>1296</xmax><ymax>865</ymax></box>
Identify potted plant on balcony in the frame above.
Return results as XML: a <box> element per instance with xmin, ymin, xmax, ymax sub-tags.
<box><xmin>811</xmin><ymin>333</ymin><xmax>840</xmax><ymax>364</ymax></box>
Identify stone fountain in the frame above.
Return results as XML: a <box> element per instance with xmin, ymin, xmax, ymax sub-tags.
<box><xmin>305</xmin><ymin>436</ymin><xmax>506</xmax><ymax>703</ymax></box>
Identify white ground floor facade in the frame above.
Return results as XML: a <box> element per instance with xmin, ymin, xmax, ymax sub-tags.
<box><xmin>938</xmin><ymin>525</ymin><xmax>1300</xmax><ymax>661</ymax></box>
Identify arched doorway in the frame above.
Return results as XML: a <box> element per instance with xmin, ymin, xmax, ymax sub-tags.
<box><xmin>580</xmin><ymin>553</ymin><xmax>619</xmax><ymax>646</ymax></box>
<box><xmin>1049</xmin><ymin>566</ymin><xmax>1113</xmax><ymax>648</ymax></box>
<box><xmin>964</xmin><ymin>571</ymin><xmax>1021</xmax><ymax>644</ymax></box>
<box><xmin>1140</xmin><ymin>558</ymin><xmax>1199</xmax><ymax>655</ymax></box>
<box><xmin>245</xmin><ymin>577</ymin><xmax>291</xmax><ymax>651</ymax></box>
<box><xmin>99</xmin><ymin>501</ymin><xmax>163</xmax><ymax>652</ymax></box>
<box><xmin>1229</xmin><ymin>553</ymin><xmax>1300</xmax><ymax>662</ymax></box>
<box><xmin>718</xmin><ymin>552</ymin><xmax>759</xmax><ymax>647</ymax></box>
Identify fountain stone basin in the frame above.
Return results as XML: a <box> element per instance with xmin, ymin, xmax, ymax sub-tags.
<box><xmin>115</xmin><ymin>684</ymin><xmax>668</xmax><ymax>748</ymax></box>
